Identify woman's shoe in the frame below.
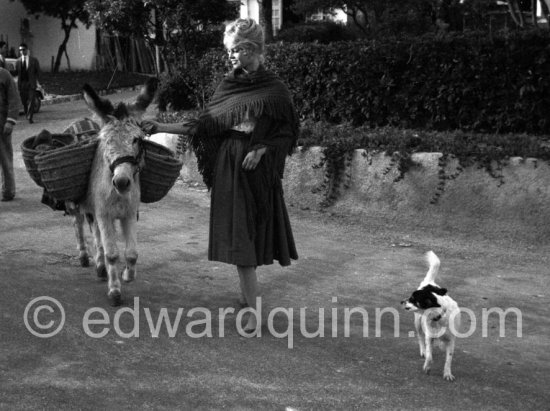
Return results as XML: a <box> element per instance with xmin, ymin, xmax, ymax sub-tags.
<box><xmin>242</xmin><ymin>324</ymin><xmax>261</xmax><ymax>337</ymax></box>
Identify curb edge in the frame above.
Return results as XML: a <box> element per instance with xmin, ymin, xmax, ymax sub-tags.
<box><xmin>41</xmin><ymin>85</ymin><xmax>141</xmax><ymax>106</ymax></box>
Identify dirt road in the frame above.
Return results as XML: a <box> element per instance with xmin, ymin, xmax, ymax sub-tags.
<box><xmin>1</xmin><ymin>92</ymin><xmax>549</xmax><ymax>410</ymax></box>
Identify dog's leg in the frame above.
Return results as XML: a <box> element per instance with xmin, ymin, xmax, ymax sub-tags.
<box><xmin>443</xmin><ymin>338</ymin><xmax>456</xmax><ymax>381</ymax></box>
<box><xmin>414</xmin><ymin>314</ymin><xmax>425</xmax><ymax>358</ymax></box>
<box><xmin>422</xmin><ymin>329</ymin><xmax>433</xmax><ymax>374</ymax></box>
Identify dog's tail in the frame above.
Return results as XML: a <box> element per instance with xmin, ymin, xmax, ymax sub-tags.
<box><xmin>424</xmin><ymin>250</ymin><xmax>440</xmax><ymax>283</ymax></box>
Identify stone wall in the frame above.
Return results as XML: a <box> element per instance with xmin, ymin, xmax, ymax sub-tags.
<box><xmin>180</xmin><ymin>148</ymin><xmax>550</xmax><ymax>239</ymax></box>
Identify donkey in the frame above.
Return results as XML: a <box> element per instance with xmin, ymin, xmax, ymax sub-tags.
<box><xmin>77</xmin><ymin>78</ymin><xmax>158</xmax><ymax>306</ymax></box>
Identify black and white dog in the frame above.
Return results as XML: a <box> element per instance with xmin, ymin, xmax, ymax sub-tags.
<box><xmin>401</xmin><ymin>251</ymin><xmax>460</xmax><ymax>381</ymax></box>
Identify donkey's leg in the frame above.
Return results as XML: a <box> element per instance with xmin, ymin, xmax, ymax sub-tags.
<box><xmin>120</xmin><ymin>216</ymin><xmax>138</xmax><ymax>283</ymax></box>
<box><xmin>97</xmin><ymin>217</ymin><xmax>122</xmax><ymax>306</ymax></box>
<box><xmin>73</xmin><ymin>211</ymin><xmax>90</xmax><ymax>267</ymax></box>
<box><xmin>91</xmin><ymin>219</ymin><xmax>107</xmax><ymax>280</ymax></box>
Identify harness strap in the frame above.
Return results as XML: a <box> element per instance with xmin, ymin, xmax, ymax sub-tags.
<box><xmin>108</xmin><ymin>139</ymin><xmax>145</xmax><ymax>175</ymax></box>
<box><xmin>109</xmin><ymin>156</ymin><xmax>139</xmax><ymax>173</ymax></box>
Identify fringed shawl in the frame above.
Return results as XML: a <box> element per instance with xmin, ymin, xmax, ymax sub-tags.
<box><xmin>192</xmin><ymin>66</ymin><xmax>299</xmax><ymax>188</ymax></box>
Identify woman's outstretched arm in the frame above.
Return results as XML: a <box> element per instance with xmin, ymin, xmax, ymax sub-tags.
<box><xmin>142</xmin><ymin>119</ymin><xmax>196</xmax><ymax>135</ymax></box>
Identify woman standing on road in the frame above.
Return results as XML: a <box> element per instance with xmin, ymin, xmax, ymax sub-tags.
<box><xmin>143</xmin><ymin>18</ymin><xmax>299</xmax><ymax>334</ymax></box>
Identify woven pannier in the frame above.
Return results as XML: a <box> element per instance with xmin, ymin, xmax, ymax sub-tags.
<box><xmin>140</xmin><ymin>139</ymin><xmax>183</xmax><ymax>203</ymax></box>
<box><xmin>35</xmin><ymin>139</ymin><xmax>99</xmax><ymax>202</ymax></box>
<box><xmin>21</xmin><ymin>134</ymin><xmax>76</xmax><ymax>187</ymax></box>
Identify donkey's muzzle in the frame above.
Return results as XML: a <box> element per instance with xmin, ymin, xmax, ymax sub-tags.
<box><xmin>109</xmin><ymin>152</ymin><xmax>142</xmax><ymax>194</ymax></box>
<box><xmin>113</xmin><ymin>175</ymin><xmax>132</xmax><ymax>193</ymax></box>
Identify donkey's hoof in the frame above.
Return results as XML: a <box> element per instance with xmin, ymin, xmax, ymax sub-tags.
<box><xmin>80</xmin><ymin>255</ymin><xmax>90</xmax><ymax>267</ymax></box>
<box><xmin>96</xmin><ymin>265</ymin><xmax>107</xmax><ymax>281</ymax></box>
<box><xmin>108</xmin><ymin>290</ymin><xmax>122</xmax><ymax>306</ymax></box>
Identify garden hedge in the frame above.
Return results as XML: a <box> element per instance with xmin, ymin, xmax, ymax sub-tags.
<box><xmin>161</xmin><ymin>30</ymin><xmax>550</xmax><ymax>135</ymax></box>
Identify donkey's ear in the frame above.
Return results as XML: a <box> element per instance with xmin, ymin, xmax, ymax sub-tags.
<box><xmin>133</xmin><ymin>77</ymin><xmax>159</xmax><ymax>112</ymax></box>
<box><xmin>82</xmin><ymin>83</ymin><xmax>114</xmax><ymax>122</ymax></box>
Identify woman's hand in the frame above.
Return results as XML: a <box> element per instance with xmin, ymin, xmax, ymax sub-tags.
<box><xmin>142</xmin><ymin>120</ymin><xmax>160</xmax><ymax>134</ymax></box>
<box><xmin>242</xmin><ymin>147</ymin><xmax>267</xmax><ymax>170</ymax></box>
<box><xmin>3</xmin><ymin>122</ymin><xmax>14</xmax><ymax>136</ymax></box>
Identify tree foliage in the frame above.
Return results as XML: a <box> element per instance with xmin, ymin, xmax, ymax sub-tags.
<box><xmin>291</xmin><ymin>0</ymin><xmax>550</xmax><ymax>35</ymax></box>
<box><xmin>291</xmin><ymin>0</ymin><xmax>434</xmax><ymax>35</ymax></box>
<box><xmin>11</xmin><ymin>0</ymin><xmax>91</xmax><ymax>72</ymax></box>
<box><xmin>85</xmin><ymin>0</ymin><xmax>238</xmax><ymax>72</ymax></box>
<box><xmin>84</xmin><ymin>0</ymin><xmax>149</xmax><ymax>39</ymax></box>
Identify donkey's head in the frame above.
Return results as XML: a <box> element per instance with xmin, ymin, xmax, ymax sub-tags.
<box><xmin>83</xmin><ymin>78</ymin><xmax>158</xmax><ymax>194</ymax></box>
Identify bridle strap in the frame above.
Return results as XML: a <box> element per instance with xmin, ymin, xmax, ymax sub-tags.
<box><xmin>109</xmin><ymin>156</ymin><xmax>139</xmax><ymax>174</ymax></box>
<box><xmin>109</xmin><ymin>139</ymin><xmax>145</xmax><ymax>175</ymax></box>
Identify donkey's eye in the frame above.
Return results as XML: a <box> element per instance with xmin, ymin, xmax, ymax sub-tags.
<box><xmin>133</xmin><ymin>137</ymin><xmax>141</xmax><ymax>144</ymax></box>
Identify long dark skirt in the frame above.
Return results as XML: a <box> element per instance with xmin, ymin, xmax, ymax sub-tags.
<box><xmin>208</xmin><ymin>135</ymin><xmax>298</xmax><ymax>267</ymax></box>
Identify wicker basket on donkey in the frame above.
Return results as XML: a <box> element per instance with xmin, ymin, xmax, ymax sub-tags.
<box><xmin>21</xmin><ymin>134</ymin><xmax>76</xmax><ymax>187</ymax></box>
<box><xmin>140</xmin><ymin>139</ymin><xmax>183</xmax><ymax>203</ymax></box>
<box><xmin>35</xmin><ymin>139</ymin><xmax>99</xmax><ymax>202</ymax></box>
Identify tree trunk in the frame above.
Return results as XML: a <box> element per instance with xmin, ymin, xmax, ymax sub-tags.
<box><xmin>63</xmin><ymin>47</ymin><xmax>71</xmax><ymax>71</ymax></box>
<box><xmin>259</xmin><ymin>0</ymin><xmax>274</xmax><ymax>42</ymax></box>
<box><xmin>54</xmin><ymin>22</ymin><xmax>73</xmax><ymax>73</ymax></box>
<box><xmin>507</xmin><ymin>0</ymin><xmax>525</xmax><ymax>27</ymax></box>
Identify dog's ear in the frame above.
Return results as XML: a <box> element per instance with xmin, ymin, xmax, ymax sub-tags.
<box><xmin>423</xmin><ymin>284</ymin><xmax>447</xmax><ymax>296</ymax></box>
<box><xmin>411</xmin><ymin>289</ymin><xmax>441</xmax><ymax>309</ymax></box>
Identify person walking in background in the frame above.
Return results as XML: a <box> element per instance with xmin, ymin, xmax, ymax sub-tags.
<box><xmin>0</xmin><ymin>66</ymin><xmax>22</xmax><ymax>201</ymax></box>
<box><xmin>16</xmin><ymin>43</ymin><xmax>40</xmax><ymax>124</ymax></box>
<box><xmin>143</xmin><ymin>18</ymin><xmax>299</xmax><ymax>334</ymax></box>
<box><xmin>0</xmin><ymin>41</ymin><xmax>7</xmax><ymax>69</ymax></box>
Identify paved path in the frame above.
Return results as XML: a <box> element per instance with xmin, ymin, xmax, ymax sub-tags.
<box><xmin>1</xmin><ymin>91</ymin><xmax>549</xmax><ymax>410</ymax></box>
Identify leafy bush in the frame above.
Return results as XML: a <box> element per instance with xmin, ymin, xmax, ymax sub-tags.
<box><xmin>270</xmin><ymin>30</ymin><xmax>550</xmax><ymax>135</ymax></box>
<box><xmin>159</xmin><ymin>30</ymin><xmax>550</xmax><ymax>135</ymax></box>
<box><xmin>299</xmin><ymin>120</ymin><xmax>550</xmax><ymax>206</ymax></box>
<box><xmin>157</xmin><ymin>72</ymin><xmax>195</xmax><ymax>111</ymax></box>
<box><xmin>157</xmin><ymin>49</ymin><xmax>229</xmax><ymax>111</ymax></box>
<box><xmin>376</xmin><ymin>4</ymin><xmax>435</xmax><ymax>37</ymax></box>
<box><xmin>275</xmin><ymin>21</ymin><xmax>357</xmax><ymax>43</ymax></box>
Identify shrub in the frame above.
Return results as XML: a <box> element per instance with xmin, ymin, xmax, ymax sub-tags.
<box><xmin>269</xmin><ymin>30</ymin><xmax>550</xmax><ymax>135</ymax></box>
<box><xmin>275</xmin><ymin>21</ymin><xmax>357</xmax><ymax>43</ymax></box>
<box><xmin>157</xmin><ymin>49</ymin><xmax>229</xmax><ymax>111</ymax></box>
<box><xmin>157</xmin><ymin>72</ymin><xmax>195</xmax><ymax>111</ymax></box>
<box><xmin>158</xmin><ymin>30</ymin><xmax>550</xmax><ymax>135</ymax></box>
<box><xmin>298</xmin><ymin>120</ymin><xmax>550</xmax><ymax>206</ymax></box>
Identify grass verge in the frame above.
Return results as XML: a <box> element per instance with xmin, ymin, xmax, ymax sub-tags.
<box><xmin>41</xmin><ymin>70</ymin><xmax>153</xmax><ymax>96</ymax></box>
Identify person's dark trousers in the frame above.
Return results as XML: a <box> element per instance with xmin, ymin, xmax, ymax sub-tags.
<box><xmin>19</xmin><ymin>82</ymin><xmax>36</xmax><ymax>122</ymax></box>
<box><xmin>0</xmin><ymin>125</ymin><xmax>15</xmax><ymax>200</ymax></box>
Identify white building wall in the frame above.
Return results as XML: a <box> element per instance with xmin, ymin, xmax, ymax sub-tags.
<box><xmin>240</xmin><ymin>0</ymin><xmax>260</xmax><ymax>23</ymax></box>
<box><xmin>272</xmin><ymin>0</ymin><xmax>282</xmax><ymax>34</ymax></box>
<box><xmin>0</xmin><ymin>0</ymin><xmax>96</xmax><ymax>72</ymax></box>
<box><xmin>239</xmin><ymin>0</ymin><xmax>283</xmax><ymax>34</ymax></box>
